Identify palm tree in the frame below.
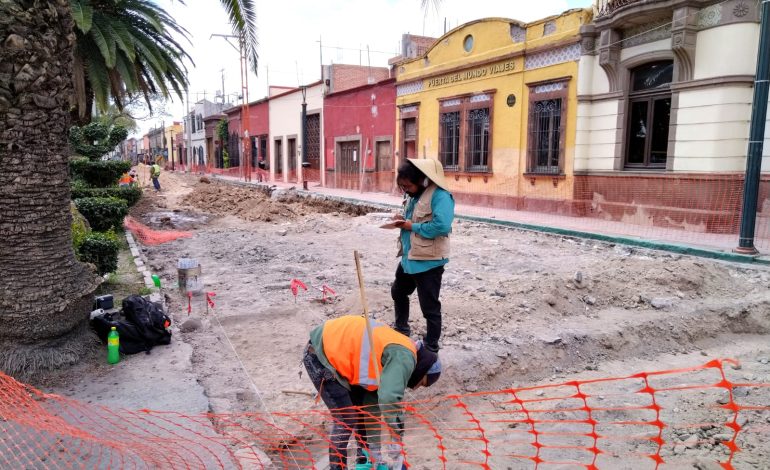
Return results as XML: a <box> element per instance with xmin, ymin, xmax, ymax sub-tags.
<box><xmin>70</xmin><ymin>0</ymin><xmax>193</xmax><ymax>125</ymax></box>
<box><xmin>0</xmin><ymin>0</ymin><xmax>258</xmax><ymax>378</ymax></box>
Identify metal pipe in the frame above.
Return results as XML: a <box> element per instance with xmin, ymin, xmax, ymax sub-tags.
<box><xmin>736</xmin><ymin>0</ymin><xmax>770</xmax><ymax>254</ymax></box>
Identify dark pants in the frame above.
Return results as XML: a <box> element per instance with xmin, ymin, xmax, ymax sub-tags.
<box><xmin>391</xmin><ymin>264</ymin><xmax>444</xmax><ymax>352</ymax></box>
<box><xmin>152</xmin><ymin>176</ymin><xmax>160</xmax><ymax>191</ymax></box>
<box><xmin>303</xmin><ymin>345</ymin><xmax>372</xmax><ymax>469</ymax></box>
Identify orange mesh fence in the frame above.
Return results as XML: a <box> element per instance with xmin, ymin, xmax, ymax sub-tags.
<box><xmin>1</xmin><ymin>359</ymin><xmax>767</xmax><ymax>469</ymax></box>
<box><xmin>124</xmin><ymin>216</ymin><xmax>192</xmax><ymax>246</ymax></box>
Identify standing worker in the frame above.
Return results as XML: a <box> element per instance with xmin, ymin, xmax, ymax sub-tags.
<box><xmin>304</xmin><ymin>315</ymin><xmax>441</xmax><ymax>469</ymax></box>
<box><xmin>390</xmin><ymin>158</ymin><xmax>454</xmax><ymax>353</ymax></box>
<box><xmin>151</xmin><ymin>158</ymin><xmax>162</xmax><ymax>191</ymax></box>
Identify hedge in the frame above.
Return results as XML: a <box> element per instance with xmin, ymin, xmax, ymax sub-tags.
<box><xmin>78</xmin><ymin>231</ymin><xmax>120</xmax><ymax>275</ymax></box>
<box><xmin>71</xmin><ymin>185</ymin><xmax>142</xmax><ymax>207</ymax></box>
<box><xmin>70</xmin><ymin>157</ymin><xmax>131</xmax><ymax>188</ymax></box>
<box><xmin>70</xmin><ymin>202</ymin><xmax>91</xmax><ymax>251</ymax></box>
<box><xmin>74</xmin><ymin>197</ymin><xmax>128</xmax><ymax>231</ymax></box>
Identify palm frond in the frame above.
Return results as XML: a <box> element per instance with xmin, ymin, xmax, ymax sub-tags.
<box><xmin>70</xmin><ymin>0</ymin><xmax>94</xmax><ymax>33</ymax></box>
<box><xmin>218</xmin><ymin>0</ymin><xmax>259</xmax><ymax>74</ymax></box>
<box><xmin>72</xmin><ymin>0</ymin><xmax>192</xmax><ymax>117</ymax></box>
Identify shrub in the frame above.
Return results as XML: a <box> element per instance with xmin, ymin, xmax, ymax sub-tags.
<box><xmin>74</xmin><ymin>197</ymin><xmax>128</xmax><ymax>231</ymax></box>
<box><xmin>70</xmin><ymin>157</ymin><xmax>131</xmax><ymax>187</ymax></box>
<box><xmin>69</xmin><ymin>123</ymin><xmax>128</xmax><ymax>161</ymax></box>
<box><xmin>71</xmin><ymin>184</ymin><xmax>142</xmax><ymax>207</ymax></box>
<box><xmin>78</xmin><ymin>231</ymin><xmax>120</xmax><ymax>275</ymax></box>
<box><xmin>70</xmin><ymin>201</ymin><xmax>91</xmax><ymax>251</ymax></box>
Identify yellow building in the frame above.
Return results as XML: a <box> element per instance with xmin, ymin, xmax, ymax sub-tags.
<box><xmin>394</xmin><ymin>9</ymin><xmax>591</xmax><ymax>212</ymax></box>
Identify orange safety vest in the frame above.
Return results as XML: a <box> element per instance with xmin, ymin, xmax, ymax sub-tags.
<box><xmin>322</xmin><ymin>316</ymin><xmax>416</xmax><ymax>391</ymax></box>
<box><xmin>119</xmin><ymin>174</ymin><xmax>132</xmax><ymax>185</ymax></box>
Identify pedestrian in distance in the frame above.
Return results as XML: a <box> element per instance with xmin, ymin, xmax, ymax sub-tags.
<box><xmin>151</xmin><ymin>157</ymin><xmax>162</xmax><ymax>191</ymax></box>
<box><xmin>303</xmin><ymin>315</ymin><xmax>441</xmax><ymax>470</ymax></box>
<box><xmin>390</xmin><ymin>158</ymin><xmax>455</xmax><ymax>353</ymax></box>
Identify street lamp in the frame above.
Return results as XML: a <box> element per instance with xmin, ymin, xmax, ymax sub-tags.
<box><xmin>301</xmin><ymin>85</ymin><xmax>310</xmax><ymax>190</ymax></box>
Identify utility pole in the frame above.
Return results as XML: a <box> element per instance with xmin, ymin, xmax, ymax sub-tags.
<box><xmin>736</xmin><ymin>0</ymin><xmax>770</xmax><ymax>254</ymax></box>
<box><xmin>220</xmin><ymin>68</ymin><xmax>226</xmax><ymax>104</ymax></box>
<box><xmin>211</xmin><ymin>33</ymin><xmax>252</xmax><ymax>182</ymax></box>
<box><xmin>186</xmin><ymin>89</ymin><xmax>193</xmax><ymax>173</ymax></box>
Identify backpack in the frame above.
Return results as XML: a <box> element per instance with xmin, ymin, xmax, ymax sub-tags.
<box><xmin>90</xmin><ymin>296</ymin><xmax>172</xmax><ymax>354</ymax></box>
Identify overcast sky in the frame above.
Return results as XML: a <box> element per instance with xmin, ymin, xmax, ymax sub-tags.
<box><xmin>136</xmin><ymin>0</ymin><xmax>592</xmax><ymax>137</ymax></box>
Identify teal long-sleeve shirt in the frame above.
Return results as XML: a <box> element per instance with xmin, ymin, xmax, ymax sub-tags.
<box><xmin>400</xmin><ymin>187</ymin><xmax>455</xmax><ymax>274</ymax></box>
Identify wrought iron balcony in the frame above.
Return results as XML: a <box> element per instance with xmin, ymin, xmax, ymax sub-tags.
<box><xmin>594</xmin><ymin>0</ymin><xmax>643</xmax><ymax>17</ymax></box>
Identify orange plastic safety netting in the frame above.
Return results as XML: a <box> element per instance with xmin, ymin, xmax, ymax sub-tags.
<box><xmin>124</xmin><ymin>216</ymin><xmax>192</xmax><ymax>246</ymax></box>
<box><xmin>1</xmin><ymin>359</ymin><xmax>768</xmax><ymax>469</ymax></box>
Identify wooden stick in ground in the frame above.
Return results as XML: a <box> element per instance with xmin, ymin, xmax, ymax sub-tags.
<box><xmin>354</xmin><ymin>250</ymin><xmax>381</xmax><ymax>386</ymax></box>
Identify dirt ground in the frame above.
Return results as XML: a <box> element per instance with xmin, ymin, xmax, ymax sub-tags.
<box><xmin>128</xmin><ymin>170</ymin><xmax>770</xmax><ymax>468</ymax></box>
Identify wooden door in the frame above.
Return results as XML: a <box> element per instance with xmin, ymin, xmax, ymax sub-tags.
<box><xmin>305</xmin><ymin>114</ymin><xmax>321</xmax><ymax>182</ymax></box>
<box><xmin>274</xmin><ymin>139</ymin><xmax>283</xmax><ymax>179</ymax></box>
<box><xmin>375</xmin><ymin>140</ymin><xmax>393</xmax><ymax>193</ymax></box>
<box><xmin>287</xmin><ymin>138</ymin><xmax>297</xmax><ymax>183</ymax></box>
<box><xmin>336</xmin><ymin>141</ymin><xmax>360</xmax><ymax>190</ymax></box>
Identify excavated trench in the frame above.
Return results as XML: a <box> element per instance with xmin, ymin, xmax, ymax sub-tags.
<box><xmin>133</xmin><ymin>172</ymin><xmax>770</xmax><ymax>468</ymax></box>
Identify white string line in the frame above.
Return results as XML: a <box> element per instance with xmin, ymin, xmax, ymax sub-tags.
<box><xmin>209</xmin><ymin>311</ymin><xmax>304</xmax><ymax>469</ymax></box>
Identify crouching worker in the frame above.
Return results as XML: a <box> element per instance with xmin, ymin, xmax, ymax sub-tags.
<box><xmin>304</xmin><ymin>315</ymin><xmax>441</xmax><ymax>469</ymax></box>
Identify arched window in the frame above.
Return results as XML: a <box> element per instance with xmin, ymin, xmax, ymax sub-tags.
<box><xmin>198</xmin><ymin>145</ymin><xmax>204</xmax><ymax>165</ymax></box>
<box><xmin>625</xmin><ymin>61</ymin><xmax>673</xmax><ymax>169</ymax></box>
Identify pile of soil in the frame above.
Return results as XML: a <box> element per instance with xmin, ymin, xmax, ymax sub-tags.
<box><xmin>180</xmin><ymin>179</ymin><xmax>382</xmax><ymax>223</ymax></box>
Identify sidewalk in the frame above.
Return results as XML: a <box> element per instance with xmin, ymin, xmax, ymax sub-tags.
<box><xmin>201</xmin><ymin>172</ymin><xmax>770</xmax><ymax>263</ymax></box>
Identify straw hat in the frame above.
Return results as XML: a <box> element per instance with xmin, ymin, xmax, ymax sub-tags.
<box><xmin>407</xmin><ymin>158</ymin><xmax>449</xmax><ymax>191</ymax></box>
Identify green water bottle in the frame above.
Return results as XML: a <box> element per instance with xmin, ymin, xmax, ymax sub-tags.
<box><xmin>107</xmin><ymin>326</ymin><xmax>120</xmax><ymax>364</ymax></box>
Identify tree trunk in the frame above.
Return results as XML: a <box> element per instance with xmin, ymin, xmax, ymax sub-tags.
<box><xmin>0</xmin><ymin>1</ymin><xmax>101</xmax><ymax>378</ymax></box>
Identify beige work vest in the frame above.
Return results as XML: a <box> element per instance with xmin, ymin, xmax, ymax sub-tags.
<box><xmin>396</xmin><ymin>184</ymin><xmax>450</xmax><ymax>261</ymax></box>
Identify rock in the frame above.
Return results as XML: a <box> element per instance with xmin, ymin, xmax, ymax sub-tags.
<box><xmin>199</xmin><ymin>176</ymin><xmax>211</xmax><ymax>183</ymax></box>
<box><xmin>464</xmin><ymin>383</ymin><xmax>479</xmax><ymax>392</ymax></box>
<box><xmin>650</xmin><ymin>298</ymin><xmax>674</xmax><ymax>309</ymax></box>
<box><xmin>493</xmin><ymin>290</ymin><xmax>507</xmax><ymax>298</ymax></box>
<box><xmin>277</xmin><ymin>229</ymin><xmax>288</xmax><ymax>236</ymax></box>
<box><xmin>733</xmin><ymin>386</ymin><xmax>751</xmax><ymax>398</ymax></box>
<box><xmin>717</xmin><ymin>396</ymin><xmax>730</xmax><ymax>405</ymax></box>
<box><xmin>694</xmin><ymin>457</ymin><xmax>724</xmax><ymax>470</ymax></box>
<box><xmin>477</xmin><ymin>286</ymin><xmax>486</xmax><ymax>292</ymax></box>
<box><xmin>544</xmin><ymin>295</ymin><xmax>557</xmax><ymax>307</ymax></box>
<box><xmin>535</xmin><ymin>390</ymin><xmax>545</xmax><ymax>397</ymax></box>
<box><xmin>759</xmin><ymin>358</ymin><xmax>769</xmax><ymax>365</ymax></box>
<box><xmin>684</xmin><ymin>434</ymin><xmax>699</xmax><ymax>449</ymax></box>
<box><xmin>584</xmin><ymin>295</ymin><xmax>596</xmax><ymax>305</ymax></box>
<box><xmin>543</xmin><ymin>336</ymin><xmax>562</xmax><ymax>345</ymax></box>
<box><xmin>180</xmin><ymin>318</ymin><xmax>203</xmax><ymax>333</ymax></box>
<box><xmin>713</xmin><ymin>434</ymin><xmax>732</xmax><ymax>442</ymax></box>
<box><xmin>673</xmin><ymin>444</ymin><xmax>685</xmax><ymax>455</ymax></box>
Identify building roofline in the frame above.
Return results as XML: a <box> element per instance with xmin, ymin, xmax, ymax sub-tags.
<box><xmin>268</xmin><ymin>79</ymin><xmax>324</xmax><ymax>100</ymax></box>
<box><xmin>324</xmin><ymin>77</ymin><xmax>396</xmax><ymax>99</ymax></box>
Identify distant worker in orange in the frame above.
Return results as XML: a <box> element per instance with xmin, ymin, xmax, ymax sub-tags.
<box><xmin>303</xmin><ymin>315</ymin><xmax>441</xmax><ymax>469</ymax></box>
<box><xmin>118</xmin><ymin>172</ymin><xmax>132</xmax><ymax>187</ymax></box>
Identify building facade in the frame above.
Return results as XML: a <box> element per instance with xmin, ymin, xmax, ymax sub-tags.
<box><xmin>185</xmin><ymin>99</ymin><xmax>228</xmax><ymax>169</ymax></box>
<box><xmin>576</xmin><ymin>0</ymin><xmax>769</xmax><ymax>233</ymax></box>
<box><xmin>268</xmin><ymin>82</ymin><xmax>324</xmax><ymax>184</ymax></box>
<box><xmin>323</xmin><ymin>78</ymin><xmax>396</xmax><ymax>192</ymax></box>
<box><xmin>394</xmin><ymin>9</ymin><xmax>591</xmax><ymax>210</ymax></box>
